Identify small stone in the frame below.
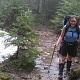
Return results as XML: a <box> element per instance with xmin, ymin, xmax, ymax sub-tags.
<box><xmin>21</xmin><ymin>75</ymin><xmax>32</xmax><ymax>79</ymax></box>
<box><xmin>75</xmin><ymin>59</ymin><xmax>79</xmax><ymax>63</ymax></box>
<box><xmin>44</xmin><ymin>67</ymin><xmax>48</xmax><ymax>69</ymax></box>
<box><xmin>38</xmin><ymin>75</ymin><xmax>41</xmax><ymax>79</ymax></box>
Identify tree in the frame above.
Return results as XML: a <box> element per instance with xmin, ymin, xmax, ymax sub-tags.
<box><xmin>0</xmin><ymin>0</ymin><xmax>39</xmax><ymax>70</ymax></box>
<box><xmin>52</xmin><ymin>0</ymin><xmax>80</xmax><ymax>32</ymax></box>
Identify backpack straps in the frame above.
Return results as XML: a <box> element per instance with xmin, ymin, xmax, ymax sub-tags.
<box><xmin>64</xmin><ymin>25</ymin><xmax>79</xmax><ymax>39</ymax></box>
<box><xmin>65</xmin><ymin>24</ymin><xmax>69</xmax><ymax>33</ymax></box>
<box><xmin>63</xmin><ymin>24</ymin><xmax>69</xmax><ymax>38</ymax></box>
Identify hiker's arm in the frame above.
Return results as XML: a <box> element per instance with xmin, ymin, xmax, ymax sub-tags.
<box><xmin>54</xmin><ymin>27</ymin><xmax>65</xmax><ymax>48</ymax></box>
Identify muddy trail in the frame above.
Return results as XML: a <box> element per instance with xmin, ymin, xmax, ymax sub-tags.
<box><xmin>34</xmin><ymin>29</ymin><xmax>59</xmax><ymax>80</ymax></box>
<box><xmin>6</xmin><ymin>29</ymin><xmax>80</xmax><ymax>80</ymax></box>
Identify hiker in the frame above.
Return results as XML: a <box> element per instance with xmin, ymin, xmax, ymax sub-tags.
<box><xmin>54</xmin><ymin>15</ymin><xmax>80</xmax><ymax>79</ymax></box>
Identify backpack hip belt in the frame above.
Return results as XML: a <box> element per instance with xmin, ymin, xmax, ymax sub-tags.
<box><xmin>63</xmin><ymin>40</ymin><xmax>78</xmax><ymax>46</ymax></box>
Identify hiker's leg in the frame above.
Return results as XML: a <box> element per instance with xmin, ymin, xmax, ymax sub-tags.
<box><xmin>59</xmin><ymin>56</ymin><xmax>66</xmax><ymax>79</ymax></box>
<box><xmin>67</xmin><ymin>55</ymin><xmax>72</xmax><ymax>74</ymax></box>
<box><xmin>58</xmin><ymin>40</ymin><xmax>67</xmax><ymax>79</ymax></box>
<box><xmin>60</xmin><ymin>56</ymin><xmax>67</xmax><ymax>63</ymax></box>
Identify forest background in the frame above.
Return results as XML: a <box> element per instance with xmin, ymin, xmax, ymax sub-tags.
<box><xmin>0</xmin><ymin>0</ymin><xmax>80</xmax><ymax>75</ymax></box>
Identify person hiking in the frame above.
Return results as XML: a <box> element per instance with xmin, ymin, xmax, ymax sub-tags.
<box><xmin>54</xmin><ymin>15</ymin><xmax>80</xmax><ymax>80</ymax></box>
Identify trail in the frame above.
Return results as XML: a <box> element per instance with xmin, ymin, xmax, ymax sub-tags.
<box><xmin>34</xmin><ymin>29</ymin><xmax>60</xmax><ymax>80</ymax></box>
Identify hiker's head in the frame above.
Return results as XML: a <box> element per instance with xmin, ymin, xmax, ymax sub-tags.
<box><xmin>69</xmin><ymin>15</ymin><xmax>78</xmax><ymax>27</ymax></box>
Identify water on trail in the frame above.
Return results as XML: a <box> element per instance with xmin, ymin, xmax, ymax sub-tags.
<box><xmin>34</xmin><ymin>29</ymin><xmax>61</xmax><ymax>80</ymax></box>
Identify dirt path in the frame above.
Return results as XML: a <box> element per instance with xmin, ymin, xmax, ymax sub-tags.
<box><xmin>34</xmin><ymin>29</ymin><xmax>59</xmax><ymax>80</ymax></box>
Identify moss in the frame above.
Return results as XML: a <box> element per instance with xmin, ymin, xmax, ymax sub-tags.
<box><xmin>0</xmin><ymin>71</ymin><xmax>9</xmax><ymax>80</ymax></box>
<box><xmin>68</xmin><ymin>66</ymin><xmax>80</xmax><ymax>80</ymax></box>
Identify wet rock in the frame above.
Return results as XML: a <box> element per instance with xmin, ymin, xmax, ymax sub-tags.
<box><xmin>68</xmin><ymin>65</ymin><xmax>80</xmax><ymax>80</ymax></box>
<box><xmin>44</xmin><ymin>67</ymin><xmax>48</xmax><ymax>70</ymax></box>
<box><xmin>8</xmin><ymin>73</ymin><xmax>21</xmax><ymax>80</ymax></box>
<box><xmin>74</xmin><ymin>59</ymin><xmax>79</xmax><ymax>64</ymax></box>
<box><xmin>21</xmin><ymin>75</ymin><xmax>32</xmax><ymax>79</ymax></box>
<box><xmin>38</xmin><ymin>75</ymin><xmax>42</xmax><ymax>79</ymax></box>
<box><xmin>21</xmin><ymin>74</ymin><xmax>42</xmax><ymax>80</ymax></box>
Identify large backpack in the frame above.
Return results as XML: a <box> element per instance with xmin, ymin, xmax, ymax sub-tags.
<box><xmin>63</xmin><ymin>15</ymin><xmax>71</xmax><ymax>26</ymax></box>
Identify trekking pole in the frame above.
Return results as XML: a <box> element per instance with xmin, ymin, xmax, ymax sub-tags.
<box><xmin>48</xmin><ymin>47</ymin><xmax>55</xmax><ymax>73</ymax></box>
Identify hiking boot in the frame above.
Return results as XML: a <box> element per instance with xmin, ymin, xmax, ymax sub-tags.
<box><xmin>66</xmin><ymin>60</ymin><xmax>72</xmax><ymax>75</ymax></box>
<box><xmin>58</xmin><ymin>78</ymin><xmax>62</xmax><ymax>80</ymax></box>
<box><xmin>58</xmin><ymin>74</ymin><xmax>63</xmax><ymax>80</ymax></box>
<box><xmin>58</xmin><ymin>63</ymin><xmax>64</xmax><ymax>80</ymax></box>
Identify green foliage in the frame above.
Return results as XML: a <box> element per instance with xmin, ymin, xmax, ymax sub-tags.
<box><xmin>7</xmin><ymin>48</ymin><xmax>40</xmax><ymax>71</ymax></box>
<box><xmin>0</xmin><ymin>0</ymin><xmax>30</xmax><ymax>27</ymax></box>
<box><xmin>51</xmin><ymin>0</ymin><xmax>80</xmax><ymax>32</ymax></box>
<box><xmin>0</xmin><ymin>0</ymin><xmax>39</xmax><ymax>70</ymax></box>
